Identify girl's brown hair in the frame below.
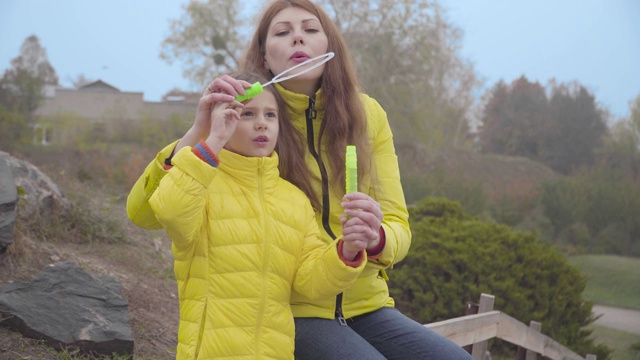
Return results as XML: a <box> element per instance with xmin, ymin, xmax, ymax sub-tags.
<box><xmin>243</xmin><ymin>0</ymin><xmax>373</xmax><ymax>198</ymax></box>
<box><xmin>232</xmin><ymin>71</ymin><xmax>320</xmax><ymax>209</ymax></box>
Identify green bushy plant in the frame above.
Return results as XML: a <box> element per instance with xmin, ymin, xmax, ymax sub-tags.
<box><xmin>388</xmin><ymin>197</ymin><xmax>611</xmax><ymax>359</ymax></box>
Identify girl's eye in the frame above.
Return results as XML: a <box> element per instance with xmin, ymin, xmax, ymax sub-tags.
<box><xmin>241</xmin><ymin>111</ymin><xmax>254</xmax><ymax>117</ymax></box>
<box><xmin>266</xmin><ymin>112</ymin><xmax>277</xmax><ymax>118</ymax></box>
<box><xmin>275</xmin><ymin>30</ymin><xmax>289</xmax><ymax>37</ymax></box>
<box><xmin>305</xmin><ymin>28</ymin><xmax>319</xmax><ymax>34</ymax></box>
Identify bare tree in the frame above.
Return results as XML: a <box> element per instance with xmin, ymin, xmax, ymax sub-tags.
<box><xmin>160</xmin><ymin>0</ymin><xmax>247</xmax><ymax>87</ymax></box>
<box><xmin>319</xmin><ymin>0</ymin><xmax>479</xmax><ymax>149</ymax></box>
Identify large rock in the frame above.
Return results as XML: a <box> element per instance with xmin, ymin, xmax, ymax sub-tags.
<box><xmin>0</xmin><ymin>151</ymin><xmax>70</xmax><ymax>220</ymax></box>
<box><xmin>0</xmin><ymin>157</ymin><xmax>17</xmax><ymax>252</ymax></box>
<box><xmin>0</xmin><ymin>262</ymin><xmax>134</xmax><ymax>357</ymax></box>
<box><xmin>0</xmin><ymin>151</ymin><xmax>70</xmax><ymax>252</ymax></box>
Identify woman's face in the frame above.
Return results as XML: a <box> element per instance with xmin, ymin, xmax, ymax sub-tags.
<box><xmin>264</xmin><ymin>7</ymin><xmax>329</xmax><ymax>95</ymax></box>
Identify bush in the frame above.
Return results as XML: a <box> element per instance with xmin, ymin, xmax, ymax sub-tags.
<box><xmin>389</xmin><ymin>197</ymin><xmax>611</xmax><ymax>359</ymax></box>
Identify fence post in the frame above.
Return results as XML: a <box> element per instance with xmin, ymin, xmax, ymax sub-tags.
<box><xmin>516</xmin><ymin>321</ymin><xmax>542</xmax><ymax>360</ymax></box>
<box><xmin>471</xmin><ymin>293</ymin><xmax>495</xmax><ymax>360</ymax></box>
<box><xmin>463</xmin><ymin>302</ymin><xmax>480</xmax><ymax>354</ymax></box>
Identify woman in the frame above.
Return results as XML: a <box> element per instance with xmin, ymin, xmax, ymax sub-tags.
<box><xmin>128</xmin><ymin>0</ymin><xmax>472</xmax><ymax>358</ymax></box>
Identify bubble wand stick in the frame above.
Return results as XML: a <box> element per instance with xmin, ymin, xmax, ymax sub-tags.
<box><xmin>345</xmin><ymin>145</ymin><xmax>357</xmax><ymax>219</ymax></box>
<box><xmin>346</xmin><ymin>145</ymin><xmax>357</xmax><ymax>194</ymax></box>
<box><xmin>235</xmin><ymin>52</ymin><xmax>335</xmax><ymax>102</ymax></box>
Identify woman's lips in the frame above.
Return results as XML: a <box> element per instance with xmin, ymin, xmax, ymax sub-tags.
<box><xmin>290</xmin><ymin>51</ymin><xmax>309</xmax><ymax>63</ymax></box>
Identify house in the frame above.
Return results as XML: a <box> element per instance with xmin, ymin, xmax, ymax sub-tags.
<box><xmin>34</xmin><ymin>80</ymin><xmax>197</xmax><ymax>145</ymax></box>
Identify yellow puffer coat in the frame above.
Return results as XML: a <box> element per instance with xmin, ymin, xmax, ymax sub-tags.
<box><xmin>149</xmin><ymin>147</ymin><xmax>365</xmax><ymax>359</ymax></box>
<box><xmin>276</xmin><ymin>85</ymin><xmax>412</xmax><ymax>320</ymax></box>
<box><xmin>126</xmin><ymin>87</ymin><xmax>411</xmax><ymax>322</ymax></box>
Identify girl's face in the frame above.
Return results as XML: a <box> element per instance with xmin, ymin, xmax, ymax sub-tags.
<box><xmin>264</xmin><ymin>7</ymin><xmax>329</xmax><ymax>95</ymax></box>
<box><xmin>224</xmin><ymin>91</ymin><xmax>279</xmax><ymax>158</ymax></box>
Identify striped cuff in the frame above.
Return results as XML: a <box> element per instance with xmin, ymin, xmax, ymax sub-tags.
<box><xmin>193</xmin><ymin>140</ymin><xmax>220</xmax><ymax>167</ymax></box>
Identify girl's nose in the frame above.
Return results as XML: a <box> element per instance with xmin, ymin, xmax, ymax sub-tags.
<box><xmin>255</xmin><ymin>116</ymin><xmax>268</xmax><ymax>129</ymax></box>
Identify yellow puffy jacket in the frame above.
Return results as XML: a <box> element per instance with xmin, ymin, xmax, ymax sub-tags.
<box><xmin>126</xmin><ymin>87</ymin><xmax>411</xmax><ymax>321</ymax></box>
<box><xmin>276</xmin><ymin>85</ymin><xmax>412</xmax><ymax>320</ymax></box>
<box><xmin>149</xmin><ymin>147</ymin><xmax>365</xmax><ymax>359</ymax></box>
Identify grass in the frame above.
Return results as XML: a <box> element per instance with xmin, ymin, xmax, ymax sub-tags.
<box><xmin>587</xmin><ymin>325</ymin><xmax>640</xmax><ymax>360</ymax></box>
<box><xmin>569</xmin><ymin>255</ymin><xmax>640</xmax><ymax>310</ymax></box>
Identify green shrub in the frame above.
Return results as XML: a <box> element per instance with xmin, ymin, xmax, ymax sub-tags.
<box><xmin>389</xmin><ymin>197</ymin><xmax>611</xmax><ymax>359</ymax></box>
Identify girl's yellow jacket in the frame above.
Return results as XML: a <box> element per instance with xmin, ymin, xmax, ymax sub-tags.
<box><xmin>126</xmin><ymin>87</ymin><xmax>410</xmax><ymax>324</ymax></box>
<box><xmin>148</xmin><ymin>147</ymin><xmax>365</xmax><ymax>359</ymax></box>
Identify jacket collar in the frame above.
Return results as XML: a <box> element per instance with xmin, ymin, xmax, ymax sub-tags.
<box><xmin>217</xmin><ymin>149</ymin><xmax>280</xmax><ymax>189</ymax></box>
<box><xmin>275</xmin><ymin>83</ymin><xmax>325</xmax><ymax>114</ymax></box>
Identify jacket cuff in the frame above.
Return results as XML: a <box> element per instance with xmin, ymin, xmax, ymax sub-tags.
<box><xmin>337</xmin><ymin>239</ymin><xmax>364</xmax><ymax>267</ymax></box>
<box><xmin>192</xmin><ymin>140</ymin><xmax>220</xmax><ymax>167</ymax></box>
<box><xmin>366</xmin><ymin>227</ymin><xmax>386</xmax><ymax>260</ymax></box>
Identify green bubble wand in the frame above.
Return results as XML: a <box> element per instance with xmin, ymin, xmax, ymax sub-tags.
<box><xmin>346</xmin><ymin>145</ymin><xmax>357</xmax><ymax>194</ymax></box>
<box><xmin>235</xmin><ymin>52</ymin><xmax>335</xmax><ymax>102</ymax></box>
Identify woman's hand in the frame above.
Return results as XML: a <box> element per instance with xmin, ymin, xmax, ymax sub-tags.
<box><xmin>340</xmin><ymin>215</ymin><xmax>369</xmax><ymax>260</ymax></box>
<box><xmin>340</xmin><ymin>192</ymin><xmax>384</xmax><ymax>252</ymax></box>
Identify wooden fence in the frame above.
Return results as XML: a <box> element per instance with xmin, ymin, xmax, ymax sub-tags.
<box><xmin>425</xmin><ymin>293</ymin><xmax>597</xmax><ymax>360</ymax></box>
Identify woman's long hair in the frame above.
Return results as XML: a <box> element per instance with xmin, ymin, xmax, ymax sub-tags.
<box><xmin>243</xmin><ymin>0</ymin><xmax>374</xmax><ymax>198</ymax></box>
<box><xmin>232</xmin><ymin>71</ymin><xmax>320</xmax><ymax>210</ymax></box>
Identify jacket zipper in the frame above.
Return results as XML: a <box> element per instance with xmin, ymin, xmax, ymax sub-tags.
<box><xmin>305</xmin><ymin>96</ymin><xmax>347</xmax><ymax>326</ymax></box>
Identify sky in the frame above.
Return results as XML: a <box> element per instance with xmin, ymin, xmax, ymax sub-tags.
<box><xmin>1</xmin><ymin>0</ymin><xmax>639</xmax><ymax>120</ymax></box>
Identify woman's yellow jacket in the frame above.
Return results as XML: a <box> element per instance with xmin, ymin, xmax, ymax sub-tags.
<box><xmin>147</xmin><ymin>147</ymin><xmax>365</xmax><ymax>359</ymax></box>
<box><xmin>126</xmin><ymin>87</ymin><xmax>411</xmax><ymax>323</ymax></box>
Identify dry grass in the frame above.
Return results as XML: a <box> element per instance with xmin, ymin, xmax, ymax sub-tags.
<box><xmin>0</xmin><ymin>151</ymin><xmax>180</xmax><ymax>359</ymax></box>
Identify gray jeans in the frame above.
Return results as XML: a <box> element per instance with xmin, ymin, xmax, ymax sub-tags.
<box><xmin>294</xmin><ymin>307</ymin><xmax>473</xmax><ymax>360</ymax></box>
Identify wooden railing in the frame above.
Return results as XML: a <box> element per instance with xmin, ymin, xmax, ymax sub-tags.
<box><xmin>425</xmin><ymin>293</ymin><xmax>597</xmax><ymax>360</ymax></box>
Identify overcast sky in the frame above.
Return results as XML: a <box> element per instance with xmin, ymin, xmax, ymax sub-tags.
<box><xmin>1</xmin><ymin>0</ymin><xmax>638</xmax><ymax>120</ymax></box>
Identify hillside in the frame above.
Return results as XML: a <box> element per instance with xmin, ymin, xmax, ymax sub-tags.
<box><xmin>0</xmin><ymin>160</ymin><xmax>179</xmax><ymax>359</ymax></box>
<box><xmin>396</xmin><ymin>143</ymin><xmax>560</xmax><ymax>199</ymax></box>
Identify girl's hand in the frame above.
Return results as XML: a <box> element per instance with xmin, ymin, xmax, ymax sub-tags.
<box><xmin>205</xmin><ymin>102</ymin><xmax>240</xmax><ymax>154</ymax></box>
<box><xmin>341</xmin><ymin>192</ymin><xmax>383</xmax><ymax>250</ymax></box>
<box><xmin>195</xmin><ymin>75</ymin><xmax>252</xmax><ymax>137</ymax></box>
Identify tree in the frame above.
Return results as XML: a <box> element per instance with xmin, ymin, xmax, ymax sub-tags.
<box><xmin>478</xmin><ymin>77</ymin><xmax>608</xmax><ymax>175</ymax></box>
<box><xmin>478</xmin><ymin>76</ymin><xmax>548</xmax><ymax>158</ymax></box>
<box><xmin>318</xmin><ymin>0</ymin><xmax>479</xmax><ymax>149</ymax></box>
<box><xmin>160</xmin><ymin>0</ymin><xmax>245</xmax><ymax>86</ymax></box>
<box><xmin>7</xmin><ymin>35</ymin><xmax>58</xmax><ymax>86</ymax></box>
<box><xmin>0</xmin><ymin>35</ymin><xmax>58</xmax><ymax>150</ymax></box>
<box><xmin>389</xmin><ymin>197</ymin><xmax>611</xmax><ymax>359</ymax></box>
<box><xmin>597</xmin><ymin>94</ymin><xmax>640</xmax><ymax>178</ymax></box>
<box><xmin>540</xmin><ymin>82</ymin><xmax>607</xmax><ymax>174</ymax></box>
<box><xmin>1</xmin><ymin>35</ymin><xmax>58</xmax><ymax>114</ymax></box>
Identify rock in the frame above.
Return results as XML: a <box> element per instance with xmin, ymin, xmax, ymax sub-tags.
<box><xmin>0</xmin><ymin>151</ymin><xmax>70</xmax><ymax>221</ymax></box>
<box><xmin>0</xmin><ymin>262</ymin><xmax>134</xmax><ymax>358</ymax></box>
<box><xmin>0</xmin><ymin>157</ymin><xmax>17</xmax><ymax>252</ymax></box>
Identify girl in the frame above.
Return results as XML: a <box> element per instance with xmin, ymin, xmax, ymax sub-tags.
<box><xmin>148</xmin><ymin>72</ymin><xmax>367</xmax><ymax>359</ymax></box>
